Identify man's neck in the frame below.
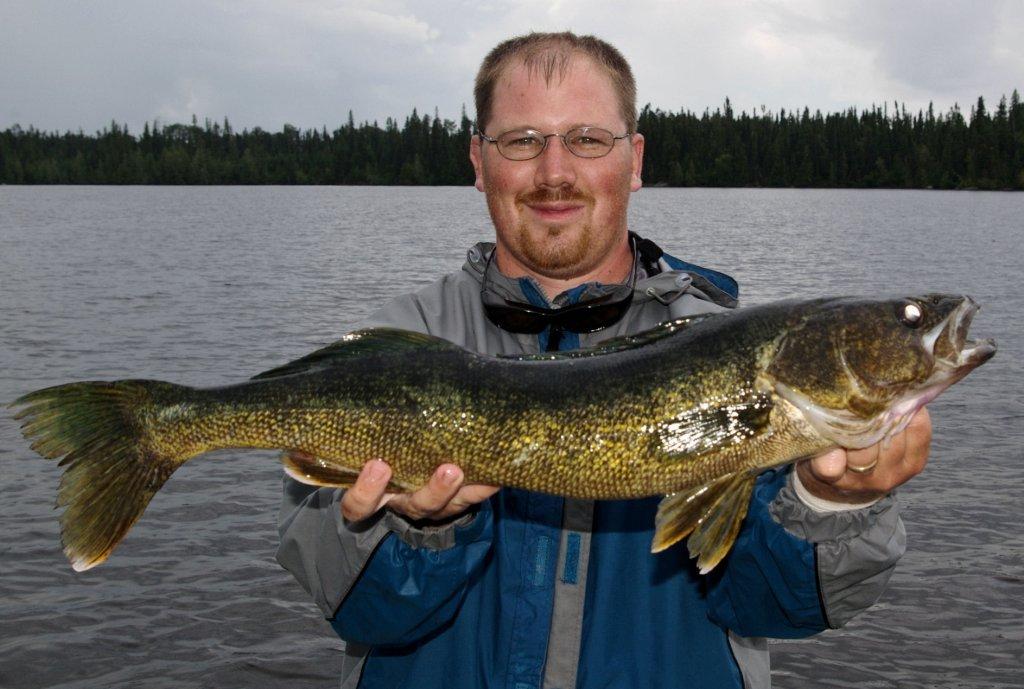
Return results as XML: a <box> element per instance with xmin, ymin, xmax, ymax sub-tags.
<box><xmin>494</xmin><ymin>237</ymin><xmax>634</xmax><ymax>299</ymax></box>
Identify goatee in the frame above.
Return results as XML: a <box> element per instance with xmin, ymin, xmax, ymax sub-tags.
<box><xmin>515</xmin><ymin>187</ymin><xmax>596</xmax><ymax>278</ymax></box>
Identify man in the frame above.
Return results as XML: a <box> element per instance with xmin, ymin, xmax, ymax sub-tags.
<box><xmin>278</xmin><ymin>32</ymin><xmax>930</xmax><ymax>689</ymax></box>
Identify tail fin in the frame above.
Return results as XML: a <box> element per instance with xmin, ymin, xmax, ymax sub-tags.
<box><xmin>11</xmin><ymin>380</ymin><xmax>185</xmax><ymax>571</ymax></box>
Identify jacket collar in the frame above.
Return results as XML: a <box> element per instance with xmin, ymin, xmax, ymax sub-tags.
<box><xmin>462</xmin><ymin>239</ymin><xmax>737</xmax><ymax>310</ymax></box>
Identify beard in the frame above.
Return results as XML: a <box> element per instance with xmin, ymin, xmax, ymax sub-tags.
<box><xmin>505</xmin><ymin>186</ymin><xmax>602</xmax><ymax>279</ymax></box>
<box><xmin>483</xmin><ymin>180</ymin><xmax>631</xmax><ymax>281</ymax></box>
<box><xmin>517</xmin><ymin>219</ymin><xmax>592</xmax><ymax>277</ymax></box>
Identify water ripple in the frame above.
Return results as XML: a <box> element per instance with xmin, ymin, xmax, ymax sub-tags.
<box><xmin>1</xmin><ymin>186</ymin><xmax>1021</xmax><ymax>688</ymax></box>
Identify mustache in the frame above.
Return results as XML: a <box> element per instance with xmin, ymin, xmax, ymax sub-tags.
<box><xmin>517</xmin><ymin>187</ymin><xmax>593</xmax><ymax>205</ymax></box>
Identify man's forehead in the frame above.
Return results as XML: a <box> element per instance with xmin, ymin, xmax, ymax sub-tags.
<box><xmin>491</xmin><ymin>54</ymin><xmax>620</xmax><ymax>116</ymax></box>
<box><xmin>484</xmin><ymin>50</ymin><xmax>626</xmax><ymax>131</ymax></box>
<box><xmin>496</xmin><ymin>51</ymin><xmax>603</xmax><ymax>90</ymax></box>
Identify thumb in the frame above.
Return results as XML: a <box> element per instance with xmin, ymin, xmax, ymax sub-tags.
<box><xmin>807</xmin><ymin>448</ymin><xmax>847</xmax><ymax>483</ymax></box>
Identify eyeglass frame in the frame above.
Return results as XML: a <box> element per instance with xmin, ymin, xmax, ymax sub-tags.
<box><xmin>476</xmin><ymin>126</ymin><xmax>633</xmax><ymax>161</ymax></box>
<box><xmin>479</xmin><ymin>236</ymin><xmax>640</xmax><ymax>334</ymax></box>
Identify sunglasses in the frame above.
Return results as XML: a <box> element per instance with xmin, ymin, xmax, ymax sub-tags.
<box><xmin>480</xmin><ymin>240</ymin><xmax>638</xmax><ymax>334</ymax></box>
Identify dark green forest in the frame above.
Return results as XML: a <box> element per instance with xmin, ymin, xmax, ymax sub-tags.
<box><xmin>2</xmin><ymin>92</ymin><xmax>1022</xmax><ymax>189</ymax></box>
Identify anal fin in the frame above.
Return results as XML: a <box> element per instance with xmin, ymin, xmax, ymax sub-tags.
<box><xmin>282</xmin><ymin>450</ymin><xmax>361</xmax><ymax>488</ymax></box>
<box><xmin>652</xmin><ymin>472</ymin><xmax>757</xmax><ymax>574</ymax></box>
<box><xmin>281</xmin><ymin>450</ymin><xmax>412</xmax><ymax>493</ymax></box>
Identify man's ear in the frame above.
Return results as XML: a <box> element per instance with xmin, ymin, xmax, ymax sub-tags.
<box><xmin>630</xmin><ymin>133</ymin><xmax>645</xmax><ymax>192</ymax></box>
<box><xmin>470</xmin><ymin>135</ymin><xmax>485</xmax><ymax>192</ymax></box>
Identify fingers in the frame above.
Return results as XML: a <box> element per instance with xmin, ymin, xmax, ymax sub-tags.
<box><xmin>807</xmin><ymin>448</ymin><xmax>849</xmax><ymax>483</ymax></box>
<box><xmin>427</xmin><ymin>483</ymin><xmax>502</xmax><ymax>520</ymax></box>
<box><xmin>339</xmin><ymin>461</ymin><xmax>501</xmax><ymax>524</ymax></box>
<box><xmin>340</xmin><ymin>460</ymin><xmax>393</xmax><ymax>522</ymax></box>
<box><xmin>454</xmin><ymin>483</ymin><xmax>502</xmax><ymax>506</ymax></box>
<box><xmin>898</xmin><ymin>406</ymin><xmax>932</xmax><ymax>478</ymax></box>
<box><xmin>387</xmin><ymin>464</ymin><xmax>466</xmax><ymax>521</ymax></box>
<box><xmin>845</xmin><ymin>438</ymin><xmax>888</xmax><ymax>475</ymax></box>
<box><xmin>798</xmin><ymin>408</ymin><xmax>934</xmax><ymax>504</ymax></box>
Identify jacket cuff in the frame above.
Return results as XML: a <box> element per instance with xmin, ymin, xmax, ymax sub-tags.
<box><xmin>770</xmin><ymin>470</ymin><xmax>898</xmax><ymax>542</ymax></box>
<box><xmin>791</xmin><ymin>469</ymin><xmax>882</xmax><ymax>513</ymax></box>
<box><xmin>379</xmin><ymin>504</ymin><xmax>489</xmax><ymax>550</ymax></box>
<box><xmin>769</xmin><ymin>471</ymin><xmax>906</xmax><ymax>628</ymax></box>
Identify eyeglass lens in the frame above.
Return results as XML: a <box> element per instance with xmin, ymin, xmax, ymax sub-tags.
<box><xmin>496</xmin><ymin>128</ymin><xmax>618</xmax><ymax>160</ymax></box>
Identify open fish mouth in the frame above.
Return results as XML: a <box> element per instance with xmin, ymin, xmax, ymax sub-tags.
<box><xmin>925</xmin><ymin>296</ymin><xmax>997</xmax><ymax>374</ymax></box>
<box><xmin>885</xmin><ymin>296</ymin><xmax>996</xmax><ymax>426</ymax></box>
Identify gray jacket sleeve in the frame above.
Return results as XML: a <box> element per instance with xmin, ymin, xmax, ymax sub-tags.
<box><xmin>276</xmin><ymin>482</ymin><xmax>389</xmax><ymax>616</ymax></box>
<box><xmin>275</xmin><ymin>292</ymin><xmax>459</xmax><ymax>618</ymax></box>
<box><xmin>770</xmin><ymin>474</ymin><xmax>906</xmax><ymax>627</ymax></box>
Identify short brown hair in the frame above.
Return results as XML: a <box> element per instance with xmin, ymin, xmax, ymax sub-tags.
<box><xmin>473</xmin><ymin>32</ymin><xmax>637</xmax><ymax>135</ymax></box>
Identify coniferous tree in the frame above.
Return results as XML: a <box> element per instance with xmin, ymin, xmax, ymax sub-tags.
<box><xmin>1</xmin><ymin>93</ymin><xmax>1021</xmax><ymax>188</ymax></box>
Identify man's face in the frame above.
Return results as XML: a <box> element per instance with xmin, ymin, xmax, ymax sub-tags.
<box><xmin>470</xmin><ymin>55</ymin><xmax>644</xmax><ymax>281</ymax></box>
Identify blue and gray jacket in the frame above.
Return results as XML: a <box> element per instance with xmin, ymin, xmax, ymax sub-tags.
<box><xmin>277</xmin><ymin>240</ymin><xmax>906</xmax><ymax>689</ymax></box>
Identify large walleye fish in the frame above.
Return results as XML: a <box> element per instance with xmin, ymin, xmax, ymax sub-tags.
<box><xmin>12</xmin><ymin>294</ymin><xmax>994</xmax><ymax>574</ymax></box>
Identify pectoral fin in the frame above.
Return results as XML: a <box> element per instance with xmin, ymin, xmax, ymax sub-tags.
<box><xmin>652</xmin><ymin>471</ymin><xmax>757</xmax><ymax>574</ymax></box>
<box><xmin>655</xmin><ymin>392</ymin><xmax>773</xmax><ymax>458</ymax></box>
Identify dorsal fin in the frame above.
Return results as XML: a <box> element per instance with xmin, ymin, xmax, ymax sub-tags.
<box><xmin>252</xmin><ymin>328</ymin><xmax>458</xmax><ymax>380</ymax></box>
<box><xmin>501</xmin><ymin>314</ymin><xmax>720</xmax><ymax>362</ymax></box>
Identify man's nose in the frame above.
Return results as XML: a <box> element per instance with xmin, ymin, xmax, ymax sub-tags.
<box><xmin>533</xmin><ymin>136</ymin><xmax>577</xmax><ymax>188</ymax></box>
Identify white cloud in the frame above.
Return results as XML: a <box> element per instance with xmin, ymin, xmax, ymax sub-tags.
<box><xmin>284</xmin><ymin>1</ymin><xmax>440</xmax><ymax>44</ymax></box>
<box><xmin>1</xmin><ymin>0</ymin><xmax>1020</xmax><ymax>133</ymax></box>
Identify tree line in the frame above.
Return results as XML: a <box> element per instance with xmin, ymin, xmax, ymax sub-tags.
<box><xmin>2</xmin><ymin>92</ymin><xmax>1022</xmax><ymax>189</ymax></box>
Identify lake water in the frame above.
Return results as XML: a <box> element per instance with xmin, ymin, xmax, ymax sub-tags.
<box><xmin>0</xmin><ymin>186</ymin><xmax>1021</xmax><ymax>688</ymax></box>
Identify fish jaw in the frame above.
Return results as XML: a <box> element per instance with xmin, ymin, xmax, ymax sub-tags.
<box><xmin>772</xmin><ymin>380</ymin><xmax>892</xmax><ymax>449</ymax></box>
<box><xmin>925</xmin><ymin>295</ymin><xmax>997</xmax><ymax>379</ymax></box>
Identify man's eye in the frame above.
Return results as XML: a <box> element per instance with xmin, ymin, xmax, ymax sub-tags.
<box><xmin>568</xmin><ymin>131</ymin><xmax>611</xmax><ymax>148</ymax></box>
<box><xmin>507</xmin><ymin>136</ymin><xmax>541</xmax><ymax>147</ymax></box>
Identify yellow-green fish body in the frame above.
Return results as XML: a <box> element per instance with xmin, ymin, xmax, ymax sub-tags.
<box><xmin>12</xmin><ymin>295</ymin><xmax>995</xmax><ymax>573</ymax></box>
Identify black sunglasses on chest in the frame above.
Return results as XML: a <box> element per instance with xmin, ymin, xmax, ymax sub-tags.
<box><xmin>480</xmin><ymin>239</ymin><xmax>639</xmax><ymax>334</ymax></box>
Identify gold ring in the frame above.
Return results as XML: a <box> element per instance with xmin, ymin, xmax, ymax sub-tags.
<box><xmin>847</xmin><ymin>459</ymin><xmax>879</xmax><ymax>475</ymax></box>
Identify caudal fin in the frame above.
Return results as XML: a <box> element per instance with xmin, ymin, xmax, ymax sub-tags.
<box><xmin>11</xmin><ymin>381</ymin><xmax>184</xmax><ymax>571</ymax></box>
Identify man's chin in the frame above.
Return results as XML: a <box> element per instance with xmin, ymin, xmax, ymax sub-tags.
<box><xmin>518</xmin><ymin>224</ymin><xmax>592</xmax><ymax>278</ymax></box>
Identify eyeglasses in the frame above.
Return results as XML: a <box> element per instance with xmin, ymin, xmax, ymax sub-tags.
<box><xmin>477</xmin><ymin>127</ymin><xmax>631</xmax><ymax>161</ymax></box>
<box><xmin>480</xmin><ymin>240</ymin><xmax>638</xmax><ymax>334</ymax></box>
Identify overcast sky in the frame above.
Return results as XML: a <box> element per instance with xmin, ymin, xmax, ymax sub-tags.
<box><xmin>3</xmin><ymin>0</ymin><xmax>1022</xmax><ymax>134</ymax></box>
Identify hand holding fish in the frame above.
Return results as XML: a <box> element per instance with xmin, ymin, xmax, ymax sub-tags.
<box><xmin>340</xmin><ymin>460</ymin><xmax>500</xmax><ymax>522</ymax></box>
<box><xmin>798</xmin><ymin>408</ymin><xmax>932</xmax><ymax>504</ymax></box>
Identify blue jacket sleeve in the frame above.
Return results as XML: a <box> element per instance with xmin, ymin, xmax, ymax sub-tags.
<box><xmin>706</xmin><ymin>467</ymin><xmax>905</xmax><ymax>637</ymax></box>
<box><xmin>330</xmin><ymin>501</ymin><xmax>494</xmax><ymax>647</ymax></box>
<box><xmin>704</xmin><ymin>470</ymin><xmax>823</xmax><ymax>638</ymax></box>
<box><xmin>705</xmin><ymin>469</ymin><xmax>827</xmax><ymax>638</ymax></box>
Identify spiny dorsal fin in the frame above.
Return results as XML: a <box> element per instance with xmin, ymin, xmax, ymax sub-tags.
<box><xmin>502</xmin><ymin>314</ymin><xmax>721</xmax><ymax>362</ymax></box>
<box><xmin>252</xmin><ymin>328</ymin><xmax>458</xmax><ymax>380</ymax></box>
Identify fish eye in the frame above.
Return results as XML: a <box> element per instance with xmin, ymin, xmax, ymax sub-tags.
<box><xmin>898</xmin><ymin>302</ymin><xmax>924</xmax><ymax>328</ymax></box>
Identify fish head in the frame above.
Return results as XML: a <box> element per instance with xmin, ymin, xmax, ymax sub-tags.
<box><xmin>766</xmin><ymin>295</ymin><xmax>996</xmax><ymax>448</ymax></box>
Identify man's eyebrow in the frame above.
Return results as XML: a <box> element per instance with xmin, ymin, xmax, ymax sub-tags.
<box><xmin>493</xmin><ymin>122</ymin><xmax>609</xmax><ymax>133</ymax></box>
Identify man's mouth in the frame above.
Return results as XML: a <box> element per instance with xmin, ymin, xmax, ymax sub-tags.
<box><xmin>525</xmin><ymin>202</ymin><xmax>585</xmax><ymax>222</ymax></box>
<box><xmin>516</xmin><ymin>187</ymin><xmax>592</xmax><ymax>224</ymax></box>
